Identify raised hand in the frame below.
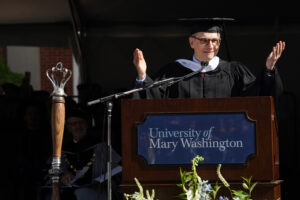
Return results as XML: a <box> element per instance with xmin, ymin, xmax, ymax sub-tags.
<box><xmin>266</xmin><ymin>41</ymin><xmax>286</xmax><ymax>70</ymax></box>
<box><xmin>133</xmin><ymin>48</ymin><xmax>147</xmax><ymax>80</ymax></box>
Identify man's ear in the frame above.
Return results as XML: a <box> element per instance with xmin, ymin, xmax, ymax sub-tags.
<box><xmin>188</xmin><ymin>37</ymin><xmax>194</xmax><ymax>49</ymax></box>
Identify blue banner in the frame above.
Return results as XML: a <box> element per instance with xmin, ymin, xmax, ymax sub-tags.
<box><xmin>137</xmin><ymin>113</ymin><xmax>256</xmax><ymax>165</ymax></box>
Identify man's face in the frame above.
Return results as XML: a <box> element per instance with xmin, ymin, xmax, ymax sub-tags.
<box><xmin>189</xmin><ymin>32</ymin><xmax>221</xmax><ymax>62</ymax></box>
<box><xmin>66</xmin><ymin>116</ymin><xmax>88</xmax><ymax>141</ymax></box>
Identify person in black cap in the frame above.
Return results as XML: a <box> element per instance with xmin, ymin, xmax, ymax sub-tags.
<box><xmin>43</xmin><ymin>108</ymin><xmax>122</xmax><ymax>200</ymax></box>
<box><xmin>132</xmin><ymin>18</ymin><xmax>285</xmax><ymax>98</ymax></box>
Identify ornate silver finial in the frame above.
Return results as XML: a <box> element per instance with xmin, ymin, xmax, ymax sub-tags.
<box><xmin>46</xmin><ymin>62</ymin><xmax>72</xmax><ymax>97</ymax></box>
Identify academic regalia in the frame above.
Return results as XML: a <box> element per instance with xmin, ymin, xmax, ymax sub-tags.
<box><xmin>58</xmin><ymin>134</ymin><xmax>122</xmax><ymax>200</ymax></box>
<box><xmin>62</xmin><ymin>135</ymin><xmax>99</xmax><ymax>186</ymax></box>
<box><xmin>134</xmin><ymin>17</ymin><xmax>283</xmax><ymax>100</ymax></box>
<box><xmin>134</xmin><ymin>58</ymin><xmax>283</xmax><ymax>99</ymax></box>
<box><xmin>62</xmin><ymin>135</ymin><xmax>121</xmax><ymax>186</ymax></box>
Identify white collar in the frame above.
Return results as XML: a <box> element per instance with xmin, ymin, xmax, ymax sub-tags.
<box><xmin>176</xmin><ymin>56</ymin><xmax>219</xmax><ymax>72</ymax></box>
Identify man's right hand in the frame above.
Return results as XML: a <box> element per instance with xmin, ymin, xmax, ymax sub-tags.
<box><xmin>133</xmin><ymin>48</ymin><xmax>147</xmax><ymax>80</ymax></box>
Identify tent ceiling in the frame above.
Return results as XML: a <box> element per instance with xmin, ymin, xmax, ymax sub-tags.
<box><xmin>0</xmin><ymin>0</ymin><xmax>299</xmax><ymax>26</ymax></box>
<box><xmin>0</xmin><ymin>0</ymin><xmax>70</xmax><ymax>24</ymax></box>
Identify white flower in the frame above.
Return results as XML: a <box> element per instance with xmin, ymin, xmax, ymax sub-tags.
<box><xmin>186</xmin><ymin>189</ymin><xmax>193</xmax><ymax>200</ymax></box>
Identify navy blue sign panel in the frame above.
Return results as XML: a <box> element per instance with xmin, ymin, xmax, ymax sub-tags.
<box><xmin>137</xmin><ymin>113</ymin><xmax>256</xmax><ymax>165</ymax></box>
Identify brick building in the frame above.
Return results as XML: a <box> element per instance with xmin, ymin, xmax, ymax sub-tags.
<box><xmin>0</xmin><ymin>45</ymin><xmax>76</xmax><ymax>96</ymax></box>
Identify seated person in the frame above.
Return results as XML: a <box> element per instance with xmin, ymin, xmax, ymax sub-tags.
<box><xmin>46</xmin><ymin>107</ymin><xmax>122</xmax><ymax>200</ymax></box>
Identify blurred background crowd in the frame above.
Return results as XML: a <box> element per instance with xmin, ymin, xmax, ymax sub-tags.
<box><xmin>0</xmin><ymin>76</ymin><xmax>123</xmax><ymax>199</ymax></box>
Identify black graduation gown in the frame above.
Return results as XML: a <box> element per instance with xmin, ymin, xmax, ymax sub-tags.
<box><xmin>62</xmin><ymin>135</ymin><xmax>99</xmax><ymax>186</ymax></box>
<box><xmin>134</xmin><ymin>59</ymin><xmax>283</xmax><ymax>99</ymax></box>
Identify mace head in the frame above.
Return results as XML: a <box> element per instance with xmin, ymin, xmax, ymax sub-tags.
<box><xmin>46</xmin><ymin>62</ymin><xmax>72</xmax><ymax>98</ymax></box>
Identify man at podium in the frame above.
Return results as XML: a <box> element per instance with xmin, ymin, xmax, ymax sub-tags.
<box><xmin>132</xmin><ymin>18</ymin><xmax>285</xmax><ymax>99</ymax></box>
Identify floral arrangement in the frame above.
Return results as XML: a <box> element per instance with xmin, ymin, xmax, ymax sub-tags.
<box><xmin>124</xmin><ymin>177</ymin><xmax>155</xmax><ymax>200</ymax></box>
<box><xmin>123</xmin><ymin>155</ymin><xmax>257</xmax><ymax>200</ymax></box>
<box><xmin>177</xmin><ymin>156</ymin><xmax>257</xmax><ymax>200</ymax></box>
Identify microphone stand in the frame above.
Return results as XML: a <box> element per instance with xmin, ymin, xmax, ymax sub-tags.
<box><xmin>87</xmin><ymin>77</ymin><xmax>176</xmax><ymax>200</ymax></box>
<box><xmin>165</xmin><ymin>69</ymin><xmax>203</xmax><ymax>88</ymax></box>
<box><xmin>87</xmin><ymin>71</ymin><xmax>202</xmax><ymax>200</ymax></box>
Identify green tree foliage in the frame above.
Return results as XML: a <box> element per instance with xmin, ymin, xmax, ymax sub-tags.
<box><xmin>0</xmin><ymin>57</ymin><xmax>24</xmax><ymax>86</ymax></box>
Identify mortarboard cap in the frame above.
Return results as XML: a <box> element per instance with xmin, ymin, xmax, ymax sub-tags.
<box><xmin>66</xmin><ymin>107</ymin><xmax>90</xmax><ymax>121</ymax></box>
<box><xmin>179</xmin><ymin>17</ymin><xmax>235</xmax><ymax>35</ymax></box>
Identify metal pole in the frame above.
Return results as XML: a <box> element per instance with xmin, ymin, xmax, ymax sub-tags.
<box><xmin>106</xmin><ymin>101</ymin><xmax>113</xmax><ymax>200</ymax></box>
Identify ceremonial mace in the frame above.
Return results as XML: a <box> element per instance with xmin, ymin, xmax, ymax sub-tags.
<box><xmin>47</xmin><ymin>62</ymin><xmax>72</xmax><ymax>200</ymax></box>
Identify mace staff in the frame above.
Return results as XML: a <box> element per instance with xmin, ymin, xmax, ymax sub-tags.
<box><xmin>46</xmin><ymin>62</ymin><xmax>72</xmax><ymax>200</ymax></box>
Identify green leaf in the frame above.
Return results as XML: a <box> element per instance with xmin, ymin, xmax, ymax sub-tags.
<box><xmin>250</xmin><ymin>182</ymin><xmax>258</xmax><ymax>193</ymax></box>
<box><xmin>242</xmin><ymin>176</ymin><xmax>252</xmax><ymax>184</ymax></box>
<box><xmin>242</xmin><ymin>182</ymin><xmax>249</xmax><ymax>190</ymax></box>
<box><xmin>210</xmin><ymin>181</ymin><xmax>222</xmax><ymax>199</ymax></box>
<box><xmin>232</xmin><ymin>189</ymin><xmax>250</xmax><ymax>200</ymax></box>
<box><xmin>185</xmin><ymin>176</ymin><xmax>192</xmax><ymax>182</ymax></box>
<box><xmin>176</xmin><ymin>193</ymin><xmax>187</xmax><ymax>199</ymax></box>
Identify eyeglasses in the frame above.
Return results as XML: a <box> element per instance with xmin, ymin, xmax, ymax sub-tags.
<box><xmin>191</xmin><ymin>36</ymin><xmax>221</xmax><ymax>46</ymax></box>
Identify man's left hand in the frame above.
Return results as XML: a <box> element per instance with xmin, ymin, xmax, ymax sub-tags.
<box><xmin>266</xmin><ymin>41</ymin><xmax>286</xmax><ymax>70</ymax></box>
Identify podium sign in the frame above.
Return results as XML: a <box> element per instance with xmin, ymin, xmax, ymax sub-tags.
<box><xmin>137</xmin><ymin>113</ymin><xmax>255</xmax><ymax>165</ymax></box>
<box><xmin>122</xmin><ymin>97</ymin><xmax>279</xmax><ymax>182</ymax></box>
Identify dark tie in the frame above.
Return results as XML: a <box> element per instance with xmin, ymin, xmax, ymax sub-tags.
<box><xmin>201</xmin><ymin>61</ymin><xmax>208</xmax><ymax>66</ymax></box>
<box><xmin>200</xmin><ymin>61</ymin><xmax>208</xmax><ymax>71</ymax></box>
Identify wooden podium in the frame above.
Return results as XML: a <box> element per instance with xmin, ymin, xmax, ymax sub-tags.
<box><xmin>120</xmin><ymin>97</ymin><xmax>282</xmax><ymax>200</ymax></box>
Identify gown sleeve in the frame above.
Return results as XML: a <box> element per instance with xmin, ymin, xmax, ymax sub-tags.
<box><xmin>231</xmin><ymin>61</ymin><xmax>257</xmax><ymax>96</ymax></box>
<box><xmin>231</xmin><ymin>61</ymin><xmax>283</xmax><ymax>98</ymax></box>
<box><xmin>132</xmin><ymin>75</ymin><xmax>164</xmax><ymax>99</ymax></box>
<box><xmin>259</xmin><ymin>67</ymin><xmax>283</xmax><ymax>97</ymax></box>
